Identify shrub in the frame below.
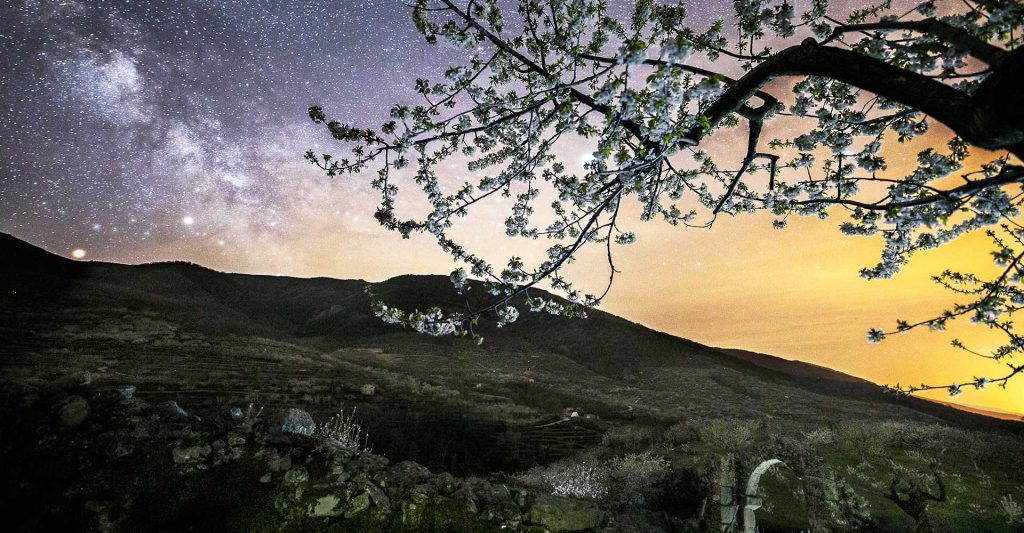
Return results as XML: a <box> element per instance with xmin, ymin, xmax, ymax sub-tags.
<box><xmin>663</xmin><ymin>422</ymin><xmax>690</xmax><ymax>445</ymax></box>
<box><xmin>542</xmin><ymin>460</ymin><xmax>610</xmax><ymax>499</ymax></box>
<box><xmin>608</xmin><ymin>451</ymin><xmax>670</xmax><ymax>497</ymax></box>
<box><xmin>999</xmin><ymin>495</ymin><xmax>1023</xmax><ymax>524</ymax></box>
<box><xmin>602</xmin><ymin>424</ymin><xmax>655</xmax><ymax>451</ymax></box>
<box><xmin>518</xmin><ymin>451</ymin><xmax>672</xmax><ymax>502</ymax></box>
<box><xmin>804</xmin><ymin>426</ymin><xmax>835</xmax><ymax>447</ymax></box>
<box><xmin>696</xmin><ymin>418</ymin><xmax>760</xmax><ymax>450</ymax></box>
<box><xmin>315</xmin><ymin>407</ymin><xmax>371</xmax><ymax>454</ymax></box>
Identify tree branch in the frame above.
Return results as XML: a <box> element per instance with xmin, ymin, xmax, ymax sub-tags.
<box><xmin>576</xmin><ymin>52</ymin><xmax>779</xmax><ymax>123</ymax></box>
<box><xmin>686</xmin><ymin>39</ymin><xmax>1023</xmax><ymax>159</ymax></box>
<box><xmin>824</xmin><ymin>18</ymin><xmax>1006</xmax><ymax>65</ymax></box>
<box><xmin>440</xmin><ymin>0</ymin><xmax>656</xmax><ymax>150</ymax></box>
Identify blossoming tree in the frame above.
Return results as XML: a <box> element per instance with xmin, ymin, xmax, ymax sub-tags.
<box><xmin>307</xmin><ymin>0</ymin><xmax>1024</xmax><ymax>395</ymax></box>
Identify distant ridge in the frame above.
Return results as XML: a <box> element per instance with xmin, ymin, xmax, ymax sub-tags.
<box><xmin>931</xmin><ymin>399</ymin><xmax>1024</xmax><ymax>421</ymax></box>
<box><xmin>717</xmin><ymin>347</ymin><xmax>869</xmax><ymax>384</ymax></box>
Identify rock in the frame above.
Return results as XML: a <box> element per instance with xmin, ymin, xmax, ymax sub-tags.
<box><xmin>267</xmin><ymin>453</ymin><xmax>292</xmax><ymax>472</ymax></box>
<box><xmin>348</xmin><ymin>452</ymin><xmax>389</xmax><ymax>473</ymax></box>
<box><xmin>59</xmin><ymin>396</ymin><xmax>90</xmax><ymax>427</ymax></box>
<box><xmin>117</xmin><ymin>385</ymin><xmax>136</xmax><ymax>399</ymax></box>
<box><xmin>448</xmin><ymin>488</ymin><xmax>478</xmax><ymax>515</ymax></box>
<box><xmin>344</xmin><ymin>492</ymin><xmax>372</xmax><ymax>518</ymax></box>
<box><xmin>527</xmin><ymin>494</ymin><xmax>605</xmax><ymax>532</ymax></box>
<box><xmin>172</xmin><ymin>444</ymin><xmax>212</xmax><ymax>464</ymax></box>
<box><xmin>281</xmin><ymin>408</ymin><xmax>315</xmax><ymax>436</ymax></box>
<box><xmin>412</xmin><ymin>483</ymin><xmax>436</xmax><ymax>497</ymax></box>
<box><xmin>462</xmin><ymin>477</ymin><xmax>514</xmax><ymax>509</ymax></box>
<box><xmin>284</xmin><ymin>467</ymin><xmax>309</xmax><ymax>485</ymax></box>
<box><xmin>386</xmin><ymin>461</ymin><xmax>432</xmax><ymax>498</ymax></box>
<box><xmin>364</xmin><ymin>482</ymin><xmax>391</xmax><ymax>513</ymax></box>
<box><xmin>513</xmin><ymin>488</ymin><xmax>532</xmax><ymax>510</ymax></box>
<box><xmin>400</xmin><ymin>491</ymin><xmax>431</xmax><ymax>526</ymax></box>
<box><xmin>310</xmin><ymin>494</ymin><xmax>343</xmax><ymax>517</ymax></box>
<box><xmin>436</xmin><ymin>472</ymin><xmax>460</xmax><ymax>495</ymax></box>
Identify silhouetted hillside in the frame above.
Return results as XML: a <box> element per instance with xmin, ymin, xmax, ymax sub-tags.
<box><xmin>1</xmin><ymin>231</ymin><xmax>1017</xmax><ymax>435</ymax></box>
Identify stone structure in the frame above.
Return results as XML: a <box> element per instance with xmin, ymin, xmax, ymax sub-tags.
<box><xmin>716</xmin><ymin>457</ymin><xmax>787</xmax><ymax>533</ymax></box>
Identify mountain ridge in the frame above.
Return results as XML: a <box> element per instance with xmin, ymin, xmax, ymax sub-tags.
<box><xmin>1</xmin><ymin>231</ymin><xmax>1017</xmax><ymax>428</ymax></box>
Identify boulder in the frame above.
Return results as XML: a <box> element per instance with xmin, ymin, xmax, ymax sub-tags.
<box><xmin>281</xmin><ymin>408</ymin><xmax>315</xmax><ymax>436</ymax></box>
<box><xmin>386</xmin><ymin>461</ymin><xmax>432</xmax><ymax>498</ymax></box>
<box><xmin>266</xmin><ymin>452</ymin><xmax>292</xmax><ymax>472</ymax></box>
<box><xmin>344</xmin><ymin>492</ymin><xmax>372</xmax><ymax>518</ymax></box>
<box><xmin>436</xmin><ymin>472</ymin><xmax>460</xmax><ymax>495</ymax></box>
<box><xmin>59</xmin><ymin>396</ymin><xmax>90</xmax><ymax>427</ymax></box>
<box><xmin>364</xmin><ymin>481</ymin><xmax>391</xmax><ymax>513</ymax></box>
<box><xmin>310</xmin><ymin>494</ymin><xmax>343</xmax><ymax>518</ymax></box>
<box><xmin>283</xmin><ymin>467</ymin><xmax>309</xmax><ymax>485</ymax></box>
<box><xmin>172</xmin><ymin>444</ymin><xmax>212</xmax><ymax>464</ymax></box>
<box><xmin>400</xmin><ymin>491</ymin><xmax>432</xmax><ymax>526</ymax></box>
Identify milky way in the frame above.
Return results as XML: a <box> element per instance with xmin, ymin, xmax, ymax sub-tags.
<box><xmin>0</xmin><ymin>0</ymin><xmax>478</xmax><ymax>262</ymax></box>
<box><xmin>0</xmin><ymin>0</ymin><xmax>746</xmax><ymax>265</ymax></box>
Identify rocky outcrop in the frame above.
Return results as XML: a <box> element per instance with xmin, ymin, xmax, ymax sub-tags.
<box><xmin>2</xmin><ymin>381</ymin><xmax>610</xmax><ymax>532</ymax></box>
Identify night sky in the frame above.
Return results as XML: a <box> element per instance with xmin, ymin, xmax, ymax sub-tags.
<box><xmin>0</xmin><ymin>0</ymin><xmax>732</xmax><ymax>260</ymax></box>
<box><xmin>1</xmin><ymin>0</ymin><xmax>468</xmax><ymax>260</ymax></box>
<box><xmin>3</xmin><ymin>0</ymin><xmax>1020</xmax><ymax>414</ymax></box>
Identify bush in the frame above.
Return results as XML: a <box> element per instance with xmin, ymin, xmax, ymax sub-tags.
<box><xmin>541</xmin><ymin>459</ymin><xmax>609</xmax><ymax>499</ymax></box>
<box><xmin>696</xmin><ymin>418</ymin><xmax>760</xmax><ymax>450</ymax></box>
<box><xmin>315</xmin><ymin>407</ymin><xmax>371</xmax><ymax>454</ymax></box>
<box><xmin>602</xmin><ymin>424</ymin><xmax>655</xmax><ymax>452</ymax></box>
<box><xmin>803</xmin><ymin>426</ymin><xmax>835</xmax><ymax>447</ymax></box>
<box><xmin>517</xmin><ymin>450</ymin><xmax>673</xmax><ymax>503</ymax></box>
<box><xmin>608</xmin><ymin>451</ymin><xmax>670</xmax><ymax>497</ymax></box>
<box><xmin>663</xmin><ymin>422</ymin><xmax>690</xmax><ymax>445</ymax></box>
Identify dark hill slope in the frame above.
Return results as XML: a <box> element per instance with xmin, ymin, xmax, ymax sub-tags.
<box><xmin>1</xmin><ymin>232</ymin><xmax>1016</xmax><ymax>443</ymax></box>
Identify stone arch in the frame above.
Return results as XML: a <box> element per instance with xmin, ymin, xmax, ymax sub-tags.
<box><xmin>742</xmin><ymin>459</ymin><xmax>785</xmax><ymax>533</ymax></box>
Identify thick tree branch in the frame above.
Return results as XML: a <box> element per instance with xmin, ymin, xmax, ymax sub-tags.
<box><xmin>687</xmin><ymin>39</ymin><xmax>1024</xmax><ymax>160</ymax></box>
<box><xmin>824</xmin><ymin>18</ymin><xmax>1006</xmax><ymax>65</ymax></box>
